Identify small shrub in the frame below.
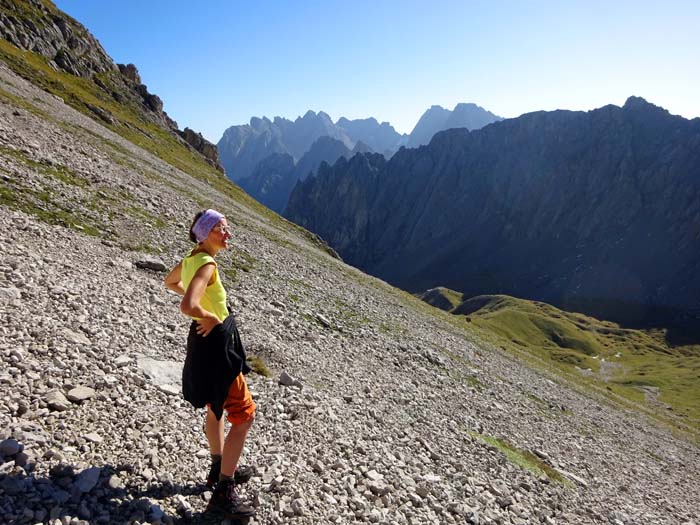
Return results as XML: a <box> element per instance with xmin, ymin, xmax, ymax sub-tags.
<box><xmin>247</xmin><ymin>355</ymin><xmax>272</xmax><ymax>377</ymax></box>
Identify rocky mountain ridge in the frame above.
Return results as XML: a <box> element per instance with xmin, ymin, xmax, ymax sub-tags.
<box><xmin>285</xmin><ymin>97</ymin><xmax>700</xmax><ymax>335</ymax></box>
<box><xmin>0</xmin><ymin>0</ymin><xmax>222</xmax><ymax>171</ymax></box>
<box><xmin>217</xmin><ymin>103</ymin><xmax>500</xmax><ymax>185</ymax></box>
<box><xmin>217</xmin><ymin>111</ymin><xmax>355</xmax><ymax>182</ymax></box>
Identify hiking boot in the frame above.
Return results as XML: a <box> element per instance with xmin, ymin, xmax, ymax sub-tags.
<box><xmin>206</xmin><ymin>461</ymin><xmax>255</xmax><ymax>489</ymax></box>
<box><xmin>206</xmin><ymin>478</ymin><xmax>256</xmax><ymax>519</ymax></box>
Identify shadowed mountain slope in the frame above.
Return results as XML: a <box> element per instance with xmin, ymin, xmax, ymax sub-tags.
<box><xmin>238</xmin><ymin>136</ymin><xmax>353</xmax><ymax>214</ymax></box>
<box><xmin>286</xmin><ymin>98</ymin><xmax>700</xmax><ymax>335</ymax></box>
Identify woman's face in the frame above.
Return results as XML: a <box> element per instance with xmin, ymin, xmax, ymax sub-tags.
<box><xmin>209</xmin><ymin>218</ymin><xmax>231</xmax><ymax>249</ymax></box>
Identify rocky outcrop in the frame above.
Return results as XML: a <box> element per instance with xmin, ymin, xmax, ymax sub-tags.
<box><xmin>0</xmin><ymin>1</ymin><xmax>172</xmax><ymax>129</ymax></box>
<box><xmin>406</xmin><ymin>102</ymin><xmax>502</xmax><ymax>148</ymax></box>
<box><xmin>239</xmin><ymin>136</ymin><xmax>353</xmax><ymax>213</ymax></box>
<box><xmin>286</xmin><ymin>97</ymin><xmax>700</xmax><ymax>334</ymax></box>
<box><xmin>178</xmin><ymin>127</ymin><xmax>224</xmax><ymax>172</ymax></box>
<box><xmin>0</xmin><ymin>0</ymin><xmax>113</xmax><ymax>78</ymax></box>
<box><xmin>0</xmin><ymin>0</ymin><xmax>223</xmax><ymax>169</ymax></box>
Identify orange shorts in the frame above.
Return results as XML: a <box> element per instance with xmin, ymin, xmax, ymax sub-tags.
<box><xmin>208</xmin><ymin>374</ymin><xmax>256</xmax><ymax>425</ymax></box>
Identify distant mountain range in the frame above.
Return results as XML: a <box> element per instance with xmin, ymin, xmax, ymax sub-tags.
<box><xmin>285</xmin><ymin>97</ymin><xmax>700</xmax><ymax>334</ymax></box>
<box><xmin>219</xmin><ymin>103</ymin><xmax>502</xmax><ymax>211</ymax></box>
<box><xmin>217</xmin><ymin>111</ymin><xmax>402</xmax><ymax>182</ymax></box>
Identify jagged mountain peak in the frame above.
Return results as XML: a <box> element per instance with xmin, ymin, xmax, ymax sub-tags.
<box><xmin>407</xmin><ymin>102</ymin><xmax>500</xmax><ymax>148</ymax></box>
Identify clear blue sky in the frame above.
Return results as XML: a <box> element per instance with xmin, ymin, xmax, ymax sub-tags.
<box><xmin>55</xmin><ymin>0</ymin><xmax>700</xmax><ymax>143</ymax></box>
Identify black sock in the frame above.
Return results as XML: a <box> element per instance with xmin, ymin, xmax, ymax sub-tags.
<box><xmin>219</xmin><ymin>472</ymin><xmax>232</xmax><ymax>482</ymax></box>
<box><xmin>211</xmin><ymin>454</ymin><xmax>222</xmax><ymax>465</ymax></box>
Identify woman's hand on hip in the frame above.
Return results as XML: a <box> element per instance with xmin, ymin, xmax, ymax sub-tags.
<box><xmin>196</xmin><ymin>315</ymin><xmax>221</xmax><ymax>337</ymax></box>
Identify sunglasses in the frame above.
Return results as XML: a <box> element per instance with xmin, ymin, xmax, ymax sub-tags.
<box><xmin>213</xmin><ymin>225</ymin><xmax>232</xmax><ymax>235</ymax></box>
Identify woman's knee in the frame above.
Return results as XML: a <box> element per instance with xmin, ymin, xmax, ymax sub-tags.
<box><xmin>228</xmin><ymin>413</ymin><xmax>254</xmax><ymax>432</ymax></box>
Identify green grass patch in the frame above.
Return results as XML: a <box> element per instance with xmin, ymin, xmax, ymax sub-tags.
<box><xmin>0</xmin><ymin>145</ymin><xmax>89</xmax><ymax>187</ymax></box>
<box><xmin>454</xmin><ymin>295</ymin><xmax>700</xmax><ymax>436</ymax></box>
<box><xmin>418</xmin><ymin>286</ymin><xmax>464</xmax><ymax>311</ymax></box>
<box><xmin>470</xmin><ymin>432</ymin><xmax>572</xmax><ymax>486</ymax></box>
<box><xmin>221</xmin><ymin>266</ymin><xmax>239</xmax><ymax>284</ymax></box>
<box><xmin>332</xmin><ymin>297</ymin><xmax>372</xmax><ymax>329</ymax></box>
<box><xmin>1</xmin><ymin>184</ymin><xmax>101</xmax><ymax>236</ymax></box>
<box><xmin>231</xmin><ymin>250</ymin><xmax>256</xmax><ymax>273</ymax></box>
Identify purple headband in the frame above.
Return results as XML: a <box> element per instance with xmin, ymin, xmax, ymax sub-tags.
<box><xmin>192</xmin><ymin>209</ymin><xmax>224</xmax><ymax>243</ymax></box>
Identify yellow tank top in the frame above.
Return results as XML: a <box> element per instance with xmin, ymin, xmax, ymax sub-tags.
<box><xmin>181</xmin><ymin>250</ymin><xmax>228</xmax><ymax>322</ymax></box>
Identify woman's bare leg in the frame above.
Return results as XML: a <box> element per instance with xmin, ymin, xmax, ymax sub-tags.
<box><xmin>221</xmin><ymin>417</ymin><xmax>254</xmax><ymax>477</ymax></box>
<box><xmin>205</xmin><ymin>406</ymin><xmax>225</xmax><ymax>455</ymax></box>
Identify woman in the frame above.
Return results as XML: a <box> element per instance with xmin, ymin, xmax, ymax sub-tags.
<box><xmin>164</xmin><ymin>209</ymin><xmax>256</xmax><ymax>519</ymax></box>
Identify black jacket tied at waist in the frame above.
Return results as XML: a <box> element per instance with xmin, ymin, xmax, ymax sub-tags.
<box><xmin>182</xmin><ymin>314</ymin><xmax>251</xmax><ymax>420</ymax></box>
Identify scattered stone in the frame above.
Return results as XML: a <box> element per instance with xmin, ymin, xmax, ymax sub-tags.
<box><xmin>291</xmin><ymin>498</ymin><xmax>306</xmax><ymax>516</ymax></box>
<box><xmin>62</xmin><ymin>329</ymin><xmax>91</xmax><ymax>346</ymax></box>
<box><xmin>66</xmin><ymin>386</ymin><xmax>96</xmax><ymax>403</ymax></box>
<box><xmin>315</xmin><ymin>313</ymin><xmax>331</xmax><ymax>328</ymax></box>
<box><xmin>45</xmin><ymin>390</ymin><xmax>71</xmax><ymax>411</ymax></box>
<box><xmin>136</xmin><ymin>355</ymin><xmax>183</xmax><ymax>390</ymax></box>
<box><xmin>134</xmin><ymin>256</ymin><xmax>167</xmax><ymax>272</ymax></box>
<box><xmin>0</xmin><ymin>286</ymin><xmax>21</xmax><ymax>302</ymax></box>
<box><xmin>556</xmin><ymin>467</ymin><xmax>589</xmax><ymax>487</ymax></box>
<box><xmin>74</xmin><ymin>467</ymin><xmax>101</xmax><ymax>493</ymax></box>
<box><xmin>14</xmin><ymin>451</ymin><xmax>29</xmax><ymax>467</ymax></box>
<box><xmin>114</xmin><ymin>355</ymin><xmax>132</xmax><ymax>367</ymax></box>
<box><xmin>279</xmin><ymin>371</ymin><xmax>302</xmax><ymax>388</ymax></box>
<box><xmin>365</xmin><ymin>469</ymin><xmax>383</xmax><ymax>481</ymax></box>
<box><xmin>157</xmin><ymin>383</ymin><xmax>180</xmax><ymax>396</ymax></box>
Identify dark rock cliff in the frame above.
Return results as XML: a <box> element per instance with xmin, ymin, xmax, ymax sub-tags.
<box><xmin>285</xmin><ymin>97</ymin><xmax>700</xmax><ymax>332</ymax></box>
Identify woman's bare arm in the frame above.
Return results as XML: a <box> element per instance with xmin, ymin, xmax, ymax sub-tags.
<box><xmin>164</xmin><ymin>262</ymin><xmax>185</xmax><ymax>295</ymax></box>
<box><xmin>180</xmin><ymin>263</ymin><xmax>221</xmax><ymax>336</ymax></box>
